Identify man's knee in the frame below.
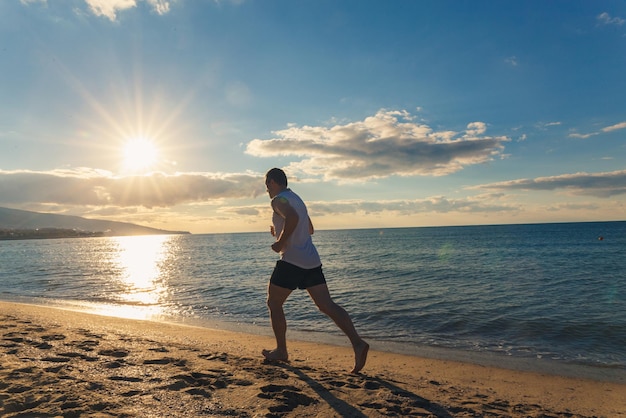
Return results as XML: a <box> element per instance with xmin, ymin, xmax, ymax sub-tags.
<box><xmin>315</xmin><ymin>300</ymin><xmax>337</xmax><ymax>316</ymax></box>
<box><xmin>266</xmin><ymin>284</ymin><xmax>292</xmax><ymax>310</ymax></box>
<box><xmin>267</xmin><ymin>294</ymin><xmax>287</xmax><ymax>311</ymax></box>
<box><xmin>266</xmin><ymin>297</ymin><xmax>279</xmax><ymax>310</ymax></box>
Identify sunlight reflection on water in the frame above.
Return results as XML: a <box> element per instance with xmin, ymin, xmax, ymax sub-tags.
<box><xmin>91</xmin><ymin>235</ymin><xmax>177</xmax><ymax>320</ymax></box>
<box><xmin>112</xmin><ymin>235</ymin><xmax>169</xmax><ymax>304</ymax></box>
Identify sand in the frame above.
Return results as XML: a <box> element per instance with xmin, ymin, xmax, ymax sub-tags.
<box><xmin>0</xmin><ymin>301</ymin><xmax>624</xmax><ymax>417</ymax></box>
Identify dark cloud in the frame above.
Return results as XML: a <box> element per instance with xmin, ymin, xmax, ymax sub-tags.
<box><xmin>473</xmin><ymin>170</ymin><xmax>626</xmax><ymax>197</ymax></box>
<box><xmin>307</xmin><ymin>195</ymin><xmax>517</xmax><ymax>217</ymax></box>
<box><xmin>246</xmin><ymin>110</ymin><xmax>510</xmax><ymax>180</ymax></box>
<box><xmin>0</xmin><ymin>169</ymin><xmax>264</xmax><ymax>208</ymax></box>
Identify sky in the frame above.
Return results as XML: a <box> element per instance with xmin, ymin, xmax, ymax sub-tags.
<box><xmin>1</xmin><ymin>0</ymin><xmax>625</xmax><ymax>234</ymax></box>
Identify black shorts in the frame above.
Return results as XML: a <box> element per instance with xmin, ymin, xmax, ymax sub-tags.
<box><xmin>270</xmin><ymin>260</ymin><xmax>326</xmax><ymax>290</ymax></box>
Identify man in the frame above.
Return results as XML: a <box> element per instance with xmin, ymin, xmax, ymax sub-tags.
<box><xmin>262</xmin><ymin>168</ymin><xmax>369</xmax><ymax>373</ymax></box>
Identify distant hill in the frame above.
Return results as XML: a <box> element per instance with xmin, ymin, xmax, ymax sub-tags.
<box><xmin>0</xmin><ymin>207</ymin><xmax>190</xmax><ymax>237</ymax></box>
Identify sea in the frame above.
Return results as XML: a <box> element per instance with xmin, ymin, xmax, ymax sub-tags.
<box><xmin>1</xmin><ymin>221</ymin><xmax>625</xmax><ymax>382</ymax></box>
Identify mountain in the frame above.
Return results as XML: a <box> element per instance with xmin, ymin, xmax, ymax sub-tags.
<box><xmin>0</xmin><ymin>207</ymin><xmax>190</xmax><ymax>237</ymax></box>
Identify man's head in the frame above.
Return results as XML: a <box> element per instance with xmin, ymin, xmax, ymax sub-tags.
<box><xmin>265</xmin><ymin>168</ymin><xmax>288</xmax><ymax>198</ymax></box>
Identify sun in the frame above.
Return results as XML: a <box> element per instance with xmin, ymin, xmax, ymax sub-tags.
<box><xmin>122</xmin><ymin>137</ymin><xmax>159</xmax><ymax>172</ymax></box>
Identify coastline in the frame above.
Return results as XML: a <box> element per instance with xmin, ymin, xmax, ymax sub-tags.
<box><xmin>8</xmin><ymin>295</ymin><xmax>626</xmax><ymax>385</ymax></box>
<box><xmin>9</xmin><ymin>295</ymin><xmax>625</xmax><ymax>384</ymax></box>
<box><xmin>1</xmin><ymin>301</ymin><xmax>624</xmax><ymax>417</ymax></box>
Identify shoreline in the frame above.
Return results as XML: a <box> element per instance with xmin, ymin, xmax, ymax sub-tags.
<box><xmin>5</xmin><ymin>296</ymin><xmax>625</xmax><ymax>384</ymax></box>
<box><xmin>1</xmin><ymin>301</ymin><xmax>624</xmax><ymax>417</ymax></box>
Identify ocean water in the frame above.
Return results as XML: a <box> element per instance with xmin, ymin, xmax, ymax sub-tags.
<box><xmin>1</xmin><ymin>222</ymin><xmax>625</xmax><ymax>380</ymax></box>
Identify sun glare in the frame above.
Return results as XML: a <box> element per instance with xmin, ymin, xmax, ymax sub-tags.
<box><xmin>122</xmin><ymin>137</ymin><xmax>159</xmax><ymax>172</ymax></box>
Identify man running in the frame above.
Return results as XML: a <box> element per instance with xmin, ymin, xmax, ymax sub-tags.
<box><xmin>262</xmin><ymin>168</ymin><xmax>369</xmax><ymax>373</ymax></box>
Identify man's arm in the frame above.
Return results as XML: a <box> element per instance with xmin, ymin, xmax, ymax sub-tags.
<box><xmin>271</xmin><ymin>197</ymin><xmax>299</xmax><ymax>253</ymax></box>
<box><xmin>308</xmin><ymin>217</ymin><xmax>314</xmax><ymax>235</ymax></box>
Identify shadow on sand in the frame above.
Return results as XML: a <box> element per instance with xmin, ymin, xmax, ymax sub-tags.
<box><xmin>273</xmin><ymin>362</ymin><xmax>454</xmax><ymax>417</ymax></box>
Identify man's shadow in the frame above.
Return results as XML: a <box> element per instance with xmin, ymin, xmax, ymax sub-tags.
<box><xmin>274</xmin><ymin>362</ymin><xmax>453</xmax><ymax>418</ymax></box>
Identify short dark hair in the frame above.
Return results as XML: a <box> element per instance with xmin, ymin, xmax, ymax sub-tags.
<box><xmin>265</xmin><ymin>168</ymin><xmax>288</xmax><ymax>187</ymax></box>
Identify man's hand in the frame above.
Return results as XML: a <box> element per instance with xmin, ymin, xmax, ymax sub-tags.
<box><xmin>271</xmin><ymin>241</ymin><xmax>283</xmax><ymax>253</ymax></box>
<box><xmin>270</xmin><ymin>225</ymin><xmax>276</xmax><ymax>237</ymax></box>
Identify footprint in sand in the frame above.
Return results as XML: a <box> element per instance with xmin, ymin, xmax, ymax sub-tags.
<box><xmin>98</xmin><ymin>349</ymin><xmax>129</xmax><ymax>358</ymax></box>
<box><xmin>109</xmin><ymin>376</ymin><xmax>144</xmax><ymax>383</ymax></box>
<box><xmin>104</xmin><ymin>360</ymin><xmax>125</xmax><ymax>369</ymax></box>
<box><xmin>24</xmin><ymin>326</ymin><xmax>45</xmax><ymax>333</ymax></box>
<box><xmin>3</xmin><ymin>332</ymin><xmax>26</xmax><ymax>343</ymax></box>
<box><xmin>75</xmin><ymin>339</ymin><xmax>100</xmax><ymax>351</ymax></box>
<box><xmin>34</xmin><ymin>342</ymin><xmax>53</xmax><ymax>350</ymax></box>
<box><xmin>41</xmin><ymin>334</ymin><xmax>66</xmax><ymax>341</ymax></box>
<box><xmin>77</xmin><ymin>329</ymin><xmax>104</xmax><ymax>340</ymax></box>
<box><xmin>258</xmin><ymin>384</ymin><xmax>318</xmax><ymax>414</ymax></box>
<box><xmin>41</xmin><ymin>356</ymin><xmax>71</xmax><ymax>363</ymax></box>
<box><xmin>198</xmin><ymin>352</ymin><xmax>229</xmax><ymax>362</ymax></box>
<box><xmin>143</xmin><ymin>357</ymin><xmax>187</xmax><ymax>366</ymax></box>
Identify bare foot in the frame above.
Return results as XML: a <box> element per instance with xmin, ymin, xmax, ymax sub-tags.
<box><xmin>261</xmin><ymin>348</ymin><xmax>289</xmax><ymax>362</ymax></box>
<box><xmin>351</xmin><ymin>341</ymin><xmax>369</xmax><ymax>373</ymax></box>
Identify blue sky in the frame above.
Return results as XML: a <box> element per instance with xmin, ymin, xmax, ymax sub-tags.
<box><xmin>1</xmin><ymin>0</ymin><xmax>625</xmax><ymax>233</ymax></box>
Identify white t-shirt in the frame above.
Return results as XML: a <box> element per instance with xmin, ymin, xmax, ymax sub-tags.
<box><xmin>271</xmin><ymin>189</ymin><xmax>322</xmax><ymax>269</ymax></box>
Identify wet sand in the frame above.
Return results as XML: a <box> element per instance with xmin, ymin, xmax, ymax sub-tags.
<box><xmin>1</xmin><ymin>301</ymin><xmax>624</xmax><ymax>417</ymax></box>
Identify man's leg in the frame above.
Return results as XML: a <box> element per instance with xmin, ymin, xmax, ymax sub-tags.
<box><xmin>307</xmin><ymin>284</ymin><xmax>369</xmax><ymax>373</ymax></box>
<box><xmin>262</xmin><ymin>283</ymin><xmax>293</xmax><ymax>361</ymax></box>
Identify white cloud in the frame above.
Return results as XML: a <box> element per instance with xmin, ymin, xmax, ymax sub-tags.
<box><xmin>246</xmin><ymin>109</ymin><xmax>509</xmax><ymax>180</ymax></box>
<box><xmin>602</xmin><ymin>121</ymin><xmax>626</xmax><ymax>132</ymax></box>
<box><xmin>536</xmin><ymin>121</ymin><xmax>562</xmax><ymax>129</ymax></box>
<box><xmin>465</xmin><ymin>121</ymin><xmax>487</xmax><ymax>136</ymax></box>
<box><xmin>504</xmin><ymin>56</ymin><xmax>519</xmax><ymax>66</ymax></box>
<box><xmin>146</xmin><ymin>0</ymin><xmax>170</xmax><ymax>15</ymax></box>
<box><xmin>568</xmin><ymin>132</ymin><xmax>597</xmax><ymax>139</ymax></box>
<box><xmin>85</xmin><ymin>0</ymin><xmax>136</xmax><ymax>20</ymax></box>
<box><xmin>597</xmin><ymin>12</ymin><xmax>625</xmax><ymax>26</ymax></box>
<box><xmin>569</xmin><ymin>120</ymin><xmax>626</xmax><ymax>138</ymax></box>
<box><xmin>473</xmin><ymin>169</ymin><xmax>626</xmax><ymax>198</ymax></box>
<box><xmin>0</xmin><ymin>169</ymin><xmax>264</xmax><ymax>208</ymax></box>
<box><xmin>84</xmin><ymin>0</ymin><xmax>171</xmax><ymax>21</ymax></box>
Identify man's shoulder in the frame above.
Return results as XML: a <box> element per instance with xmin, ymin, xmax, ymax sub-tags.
<box><xmin>272</xmin><ymin>189</ymin><xmax>306</xmax><ymax>211</ymax></box>
<box><xmin>271</xmin><ymin>190</ymin><xmax>292</xmax><ymax>207</ymax></box>
<box><xmin>275</xmin><ymin>189</ymin><xmax>299</xmax><ymax>200</ymax></box>
<box><xmin>271</xmin><ymin>195</ymin><xmax>289</xmax><ymax>206</ymax></box>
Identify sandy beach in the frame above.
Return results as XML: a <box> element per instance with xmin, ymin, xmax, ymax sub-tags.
<box><xmin>0</xmin><ymin>301</ymin><xmax>624</xmax><ymax>417</ymax></box>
